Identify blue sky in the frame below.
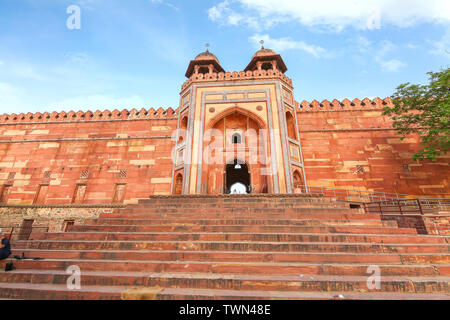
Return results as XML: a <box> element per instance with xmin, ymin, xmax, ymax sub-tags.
<box><xmin>0</xmin><ymin>0</ymin><xmax>449</xmax><ymax>114</ymax></box>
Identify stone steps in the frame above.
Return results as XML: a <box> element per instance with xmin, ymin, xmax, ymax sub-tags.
<box><xmin>11</xmin><ymin>240</ymin><xmax>450</xmax><ymax>254</ymax></box>
<box><xmin>0</xmin><ymin>194</ymin><xmax>448</xmax><ymax>300</ymax></box>
<box><xmin>100</xmin><ymin>212</ymin><xmax>376</xmax><ymax>220</ymax></box>
<box><xmin>68</xmin><ymin>224</ymin><xmax>417</xmax><ymax>235</ymax></box>
<box><xmin>1</xmin><ymin>282</ymin><xmax>449</xmax><ymax>300</ymax></box>
<box><xmin>83</xmin><ymin>218</ymin><xmax>395</xmax><ymax>227</ymax></box>
<box><xmin>1</xmin><ymin>259</ymin><xmax>448</xmax><ymax>276</ymax></box>
<box><xmin>30</xmin><ymin>232</ymin><xmax>448</xmax><ymax>244</ymax></box>
<box><xmin>112</xmin><ymin>207</ymin><xmax>361</xmax><ymax>215</ymax></box>
<box><xmin>9</xmin><ymin>250</ymin><xmax>442</xmax><ymax>264</ymax></box>
<box><xmin>1</xmin><ymin>270</ymin><xmax>448</xmax><ymax>294</ymax></box>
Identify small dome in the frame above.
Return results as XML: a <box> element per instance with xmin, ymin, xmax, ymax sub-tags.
<box><xmin>253</xmin><ymin>47</ymin><xmax>275</xmax><ymax>58</ymax></box>
<box><xmin>195</xmin><ymin>50</ymin><xmax>220</xmax><ymax>62</ymax></box>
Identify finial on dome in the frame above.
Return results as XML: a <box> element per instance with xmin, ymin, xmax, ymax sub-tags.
<box><xmin>205</xmin><ymin>43</ymin><xmax>210</xmax><ymax>52</ymax></box>
<box><xmin>259</xmin><ymin>40</ymin><xmax>265</xmax><ymax>49</ymax></box>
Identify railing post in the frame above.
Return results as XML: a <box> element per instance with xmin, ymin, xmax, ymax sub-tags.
<box><xmin>379</xmin><ymin>202</ymin><xmax>382</xmax><ymax>215</ymax></box>
<box><xmin>9</xmin><ymin>227</ymin><xmax>14</xmax><ymax>241</ymax></box>
<box><xmin>398</xmin><ymin>200</ymin><xmax>403</xmax><ymax>215</ymax></box>
<box><xmin>417</xmin><ymin>199</ymin><xmax>424</xmax><ymax>215</ymax></box>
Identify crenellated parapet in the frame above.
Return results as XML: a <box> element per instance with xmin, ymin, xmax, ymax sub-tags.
<box><xmin>295</xmin><ymin>97</ymin><xmax>393</xmax><ymax>112</ymax></box>
<box><xmin>181</xmin><ymin>69</ymin><xmax>293</xmax><ymax>91</ymax></box>
<box><xmin>0</xmin><ymin>107</ymin><xmax>179</xmax><ymax>124</ymax></box>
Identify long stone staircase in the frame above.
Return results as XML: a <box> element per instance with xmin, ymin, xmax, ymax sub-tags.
<box><xmin>0</xmin><ymin>194</ymin><xmax>449</xmax><ymax>300</ymax></box>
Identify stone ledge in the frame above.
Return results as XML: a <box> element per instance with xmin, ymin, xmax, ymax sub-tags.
<box><xmin>0</xmin><ymin>136</ymin><xmax>171</xmax><ymax>144</ymax></box>
<box><xmin>0</xmin><ymin>204</ymin><xmax>126</xmax><ymax>209</ymax></box>
<box><xmin>145</xmin><ymin>193</ymin><xmax>325</xmax><ymax>199</ymax></box>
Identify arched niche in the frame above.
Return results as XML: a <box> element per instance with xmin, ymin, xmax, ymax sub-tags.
<box><xmin>286</xmin><ymin>111</ymin><xmax>297</xmax><ymax>140</ymax></box>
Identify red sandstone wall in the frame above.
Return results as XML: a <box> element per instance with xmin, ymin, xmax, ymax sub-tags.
<box><xmin>296</xmin><ymin>98</ymin><xmax>450</xmax><ymax>197</ymax></box>
<box><xmin>0</xmin><ymin>108</ymin><xmax>178</xmax><ymax>204</ymax></box>
<box><xmin>0</xmin><ymin>98</ymin><xmax>448</xmax><ymax>204</ymax></box>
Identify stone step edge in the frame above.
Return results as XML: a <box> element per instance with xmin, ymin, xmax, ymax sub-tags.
<box><xmin>0</xmin><ymin>283</ymin><xmax>449</xmax><ymax>300</ymax></box>
<box><xmin>10</xmin><ymin>248</ymin><xmax>450</xmax><ymax>257</ymax></box>
<box><xmin>15</xmin><ymin>240</ymin><xmax>450</xmax><ymax>246</ymax></box>
<box><xmin>4</xmin><ymin>269</ymin><xmax>450</xmax><ymax>283</ymax></box>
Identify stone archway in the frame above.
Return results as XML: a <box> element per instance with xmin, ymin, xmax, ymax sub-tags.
<box><xmin>203</xmin><ymin>108</ymin><xmax>271</xmax><ymax>194</ymax></box>
<box><xmin>225</xmin><ymin>160</ymin><xmax>251</xmax><ymax>194</ymax></box>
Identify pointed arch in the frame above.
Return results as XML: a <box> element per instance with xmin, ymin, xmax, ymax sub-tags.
<box><xmin>292</xmin><ymin>169</ymin><xmax>304</xmax><ymax>188</ymax></box>
<box><xmin>286</xmin><ymin>111</ymin><xmax>297</xmax><ymax>140</ymax></box>
<box><xmin>207</xmin><ymin>106</ymin><xmax>267</xmax><ymax>130</ymax></box>
<box><xmin>174</xmin><ymin>173</ymin><xmax>183</xmax><ymax>195</ymax></box>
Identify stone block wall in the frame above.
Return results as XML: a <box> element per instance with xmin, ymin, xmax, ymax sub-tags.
<box><xmin>423</xmin><ymin>215</ymin><xmax>450</xmax><ymax>236</ymax></box>
<box><xmin>296</xmin><ymin>98</ymin><xmax>449</xmax><ymax>197</ymax></box>
<box><xmin>0</xmin><ymin>98</ymin><xmax>448</xmax><ymax>206</ymax></box>
<box><xmin>0</xmin><ymin>108</ymin><xmax>178</xmax><ymax>205</ymax></box>
<box><xmin>0</xmin><ymin>205</ymin><xmax>123</xmax><ymax>233</ymax></box>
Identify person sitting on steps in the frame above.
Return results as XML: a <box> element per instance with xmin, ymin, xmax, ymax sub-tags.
<box><xmin>0</xmin><ymin>231</ymin><xmax>11</xmax><ymax>260</ymax></box>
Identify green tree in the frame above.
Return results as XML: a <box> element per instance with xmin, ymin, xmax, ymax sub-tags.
<box><xmin>384</xmin><ymin>68</ymin><xmax>450</xmax><ymax>161</ymax></box>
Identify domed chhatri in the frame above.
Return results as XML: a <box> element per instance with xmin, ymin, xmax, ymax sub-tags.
<box><xmin>195</xmin><ymin>49</ymin><xmax>220</xmax><ymax>62</ymax></box>
<box><xmin>185</xmin><ymin>49</ymin><xmax>225</xmax><ymax>78</ymax></box>
<box><xmin>245</xmin><ymin>45</ymin><xmax>287</xmax><ymax>74</ymax></box>
<box><xmin>253</xmin><ymin>46</ymin><xmax>275</xmax><ymax>57</ymax></box>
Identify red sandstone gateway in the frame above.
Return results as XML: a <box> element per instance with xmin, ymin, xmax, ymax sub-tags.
<box><xmin>0</xmin><ymin>47</ymin><xmax>447</xmax><ymax>205</ymax></box>
<box><xmin>0</xmin><ymin>48</ymin><xmax>448</xmax><ymax>300</ymax></box>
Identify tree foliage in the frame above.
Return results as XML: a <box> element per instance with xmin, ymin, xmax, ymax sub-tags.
<box><xmin>384</xmin><ymin>68</ymin><xmax>450</xmax><ymax>161</ymax></box>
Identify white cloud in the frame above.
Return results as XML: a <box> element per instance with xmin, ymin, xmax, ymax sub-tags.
<box><xmin>0</xmin><ymin>84</ymin><xmax>148</xmax><ymax>113</ymax></box>
<box><xmin>48</xmin><ymin>94</ymin><xmax>146</xmax><ymax>110</ymax></box>
<box><xmin>0</xmin><ymin>82</ymin><xmax>27</xmax><ymax>111</ymax></box>
<box><xmin>208</xmin><ymin>0</ymin><xmax>230</xmax><ymax>21</ymax></box>
<box><xmin>405</xmin><ymin>43</ymin><xmax>419</xmax><ymax>49</ymax></box>
<box><xmin>355</xmin><ymin>36</ymin><xmax>372</xmax><ymax>50</ymax></box>
<box><xmin>209</xmin><ymin>1</ymin><xmax>259</xmax><ymax>28</ymax></box>
<box><xmin>209</xmin><ymin>0</ymin><xmax>450</xmax><ymax>31</ymax></box>
<box><xmin>64</xmin><ymin>52</ymin><xmax>89</xmax><ymax>63</ymax></box>
<box><xmin>4</xmin><ymin>62</ymin><xmax>47</xmax><ymax>81</ymax></box>
<box><xmin>377</xmin><ymin>59</ymin><xmax>406</xmax><ymax>72</ymax></box>
<box><xmin>150</xmin><ymin>0</ymin><xmax>179</xmax><ymax>11</ymax></box>
<box><xmin>378</xmin><ymin>40</ymin><xmax>396</xmax><ymax>56</ymax></box>
<box><xmin>250</xmin><ymin>34</ymin><xmax>327</xmax><ymax>58</ymax></box>
<box><xmin>429</xmin><ymin>30</ymin><xmax>450</xmax><ymax>57</ymax></box>
<box><xmin>373</xmin><ymin>41</ymin><xmax>406</xmax><ymax>72</ymax></box>
<box><xmin>350</xmin><ymin>37</ymin><xmax>406</xmax><ymax>72</ymax></box>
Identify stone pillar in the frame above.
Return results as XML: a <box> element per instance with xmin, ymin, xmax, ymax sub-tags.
<box><xmin>272</xmin><ymin>60</ymin><xmax>277</xmax><ymax>71</ymax></box>
<box><xmin>256</xmin><ymin>61</ymin><xmax>262</xmax><ymax>71</ymax></box>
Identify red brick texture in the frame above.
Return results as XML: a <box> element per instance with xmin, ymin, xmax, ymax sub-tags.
<box><xmin>0</xmin><ymin>109</ymin><xmax>178</xmax><ymax>205</ymax></box>
<box><xmin>296</xmin><ymin>98</ymin><xmax>449</xmax><ymax>197</ymax></box>
<box><xmin>0</xmin><ymin>97</ymin><xmax>448</xmax><ymax>206</ymax></box>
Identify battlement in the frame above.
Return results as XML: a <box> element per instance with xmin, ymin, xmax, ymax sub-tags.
<box><xmin>296</xmin><ymin>97</ymin><xmax>394</xmax><ymax>112</ymax></box>
<box><xmin>181</xmin><ymin>69</ymin><xmax>293</xmax><ymax>90</ymax></box>
<box><xmin>0</xmin><ymin>97</ymin><xmax>395</xmax><ymax>125</ymax></box>
<box><xmin>0</xmin><ymin>107</ymin><xmax>179</xmax><ymax>124</ymax></box>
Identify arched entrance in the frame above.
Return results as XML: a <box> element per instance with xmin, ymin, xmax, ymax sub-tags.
<box><xmin>203</xmin><ymin>107</ymin><xmax>271</xmax><ymax>194</ymax></box>
<box><xmin>174</xmin><ymin>173</ymin><xmax>183</xmax><ymax>195</ymax></box>
<box><xmin>225</xmin><ymin>160</ymin><xmax>251</xmax><ymax>194</ymax></box>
